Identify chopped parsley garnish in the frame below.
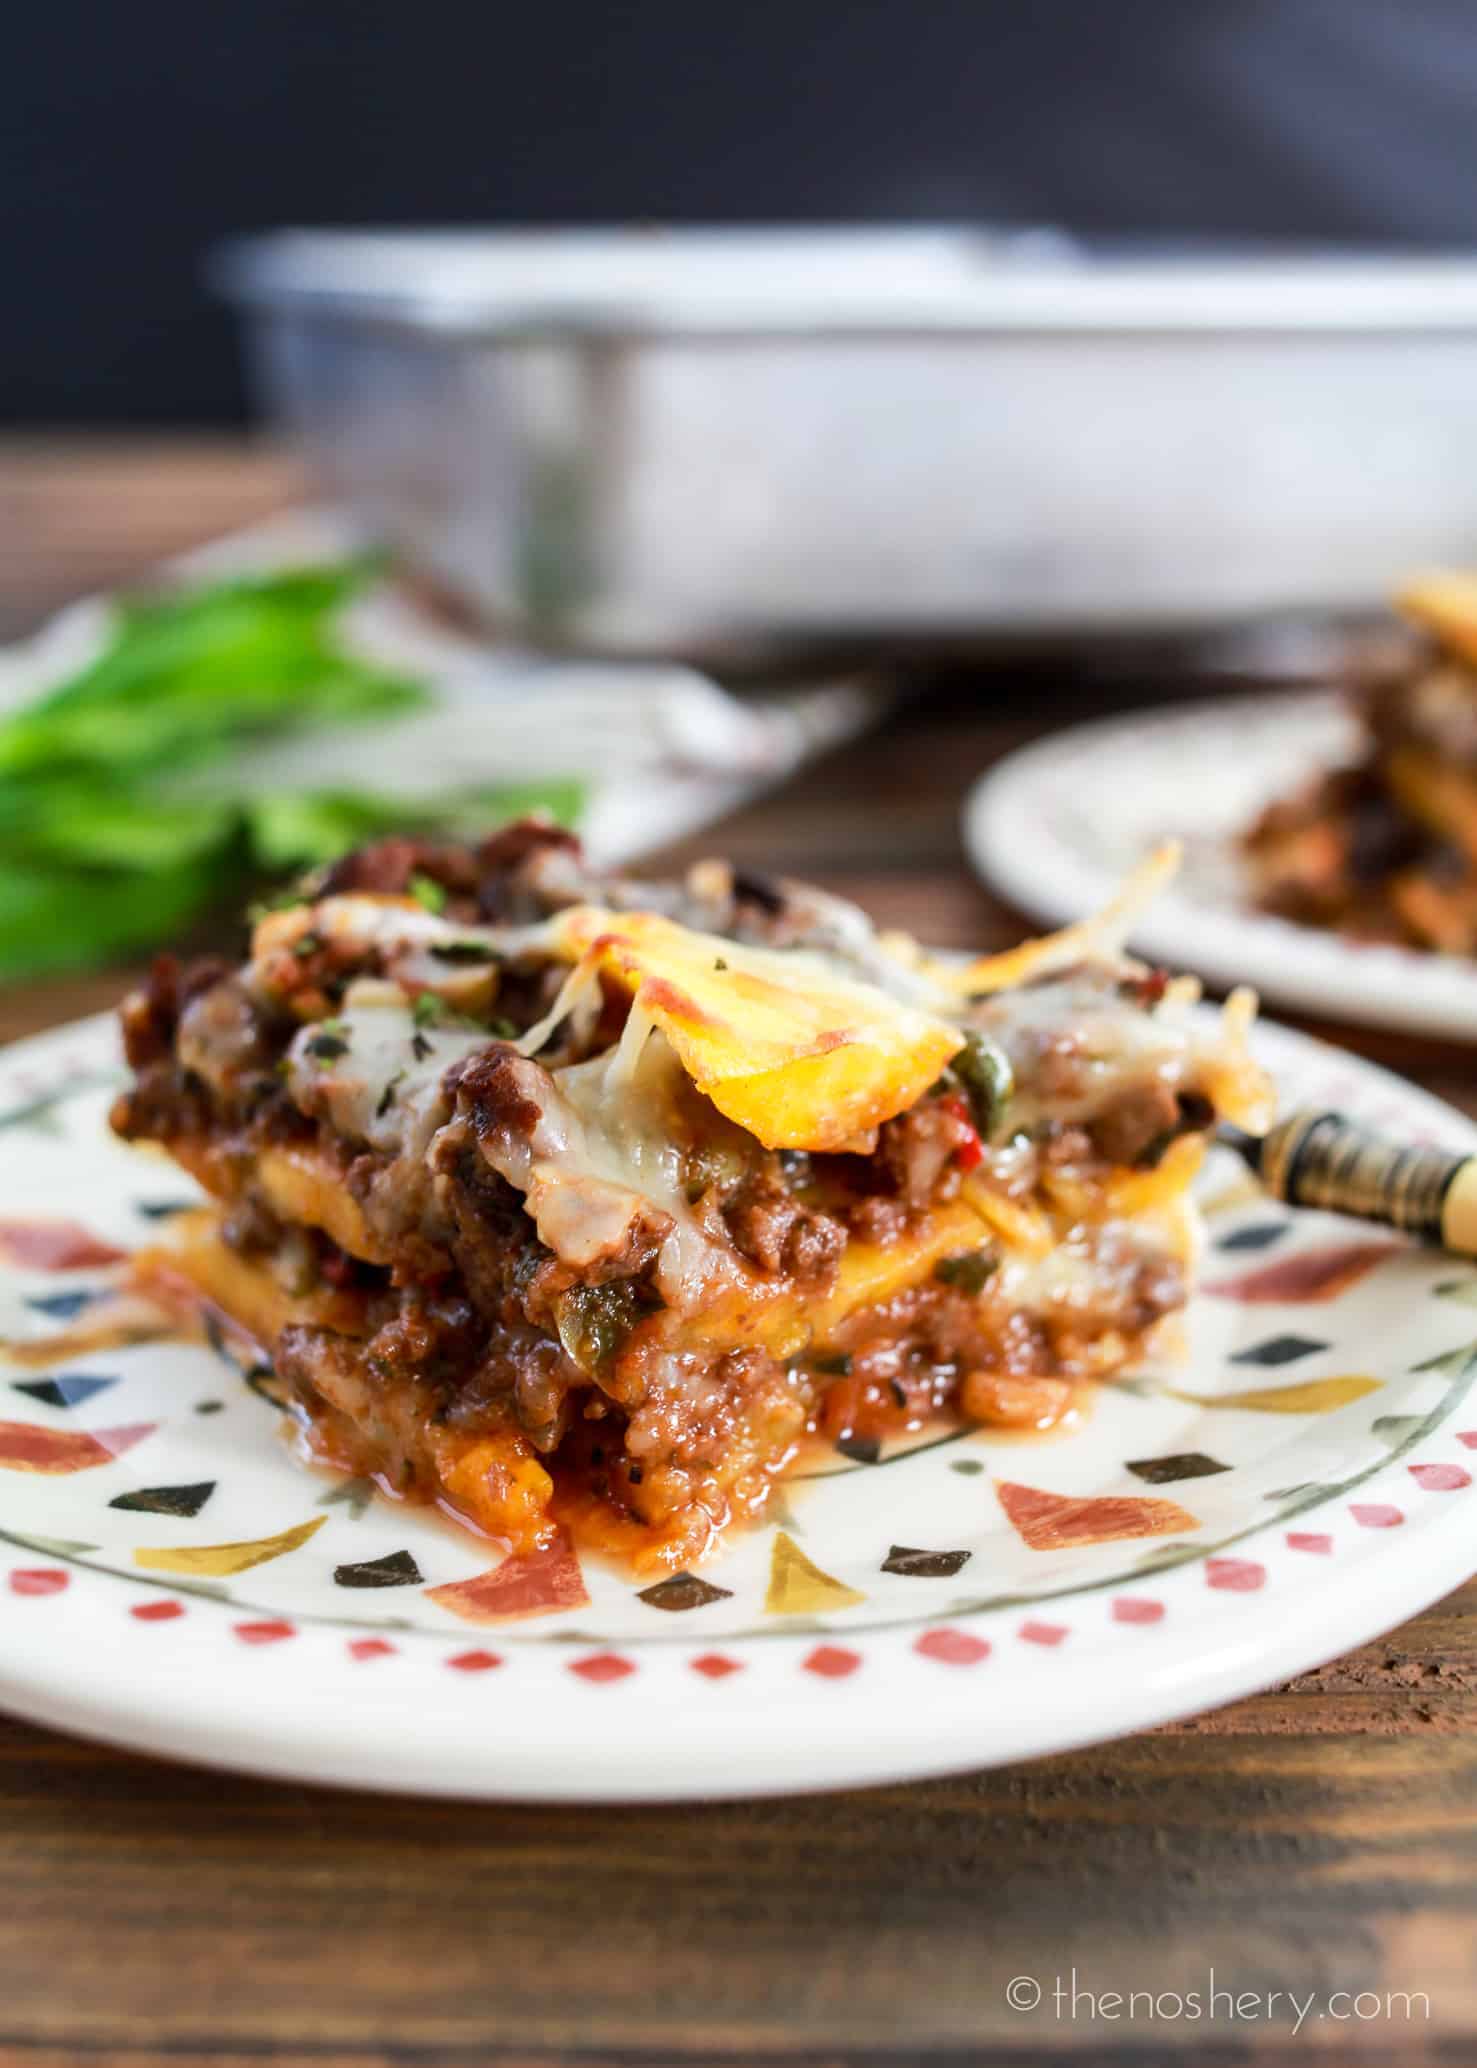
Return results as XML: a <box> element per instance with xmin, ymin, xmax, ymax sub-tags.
<box><xmin>291</xmin><ymin>932</ymin><xmax>323</xmax><ymax>960</ymax></box>
<box><xmin>933</xmin><ymin>1249</ymin><xmax>999</xmax><ymax>1294</ymax></box>
<box><xmin>412</xmin><ymin>992</ymin><xmax>441</xmax><ymax>1026</ymax></box>
<box><xmin>429</xmin><ymin>940</ymin><xmax>497</xmax><ymax>964</ymax></box>
<box><xmin>410</xmin><ymin>1031</ymin><xmax>433</xmax><ymax>1062</ymax></box>
<box><xmin>489</xmin><ymin>1015</ymin><xmax>517</xmax><ymax>1039</ymax></box>
<box><xmin>246</xmin><ymin>886</ymin><xmax>308</xmax><ymax>925</ymax></box>
<box><xmin>713</xmin><ymin>956</ymin><xmax>729</xmax><ymax>971</ymax></box>
<box><xmin>408</xmin><ymin>872</ymin><xmax>447</xmax><ymax>914</ymax></box>
<box><xmin>375</xmin><ymin>1070</ymin><xmax>405</xmax><ymax>1119</ymax></box>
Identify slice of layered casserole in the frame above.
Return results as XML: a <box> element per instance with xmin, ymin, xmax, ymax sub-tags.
<box><xmin>113</xmin><ymin>822</ymin><xmax>1272</xmax><ymax>1570</ymax></box>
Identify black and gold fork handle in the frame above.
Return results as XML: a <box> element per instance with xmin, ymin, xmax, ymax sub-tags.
<box><xmin>1223</xmin><ymin>1110</ymin><xmax>1477</xmax><ymax>1256</ymax></box>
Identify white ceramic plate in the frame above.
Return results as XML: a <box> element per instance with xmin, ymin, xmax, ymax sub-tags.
<box><xmin>965</xmin><ymin>690</ymin><xmax>1477</xmax><ymax>1040</ymax></box>
<box><xmin>2</xmin><ymin>1012</ymin><xmax>1476</xmax><ymax>1802</ymax></box>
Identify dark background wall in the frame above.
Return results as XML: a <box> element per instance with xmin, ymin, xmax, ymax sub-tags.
<box><xmin>9</xmin><ymin>0</ymin><xmax>1477</xmax><ymax>426</ymax></box>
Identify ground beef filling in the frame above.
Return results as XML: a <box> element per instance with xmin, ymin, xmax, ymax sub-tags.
<box><xmin>264</xmin><ymin>1198</ymin><xmax>1187</xmax><ymax>1546</ymax></box>
<box><xmin>118</xmin><ymin>1058</ymin><xmax>1190</xmax><ymax>1541</ymax></box>
<box><xmin>110</xmin><ymin>845</ymin><xmax>1209</xmax><ymax>1557</ymax></box>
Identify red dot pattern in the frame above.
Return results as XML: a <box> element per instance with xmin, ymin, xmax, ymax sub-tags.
<box><xmin>915</xmin><ymin>1628</ymin><xmax>990</xmax><ymax>1665</ymax></box>
<box><xmin>690</xmin><ymin>1653</ymin><xmax>743</xmax><ymax>1679</ymax></box>
<box><xmin>803</xmin><ymin>1645</ymin><xmax>861</xmax><ymax>1679</ymax></box>
<box><xmin>3</xmin><ymin>1340</ymin><xmax>1472</xmax><ymax>1685</ymax></box>
<box><xmin>1206</xmin><ymin>1557</ymin><xmax>1266</xmax><ymax>1592</ymax></box>
<box><xmin>233</xmin><ymin>1619</ymin><xmax>295</xmax><ymax>1645</ymax></box>
<box><xmin>569</xmin><ymin>1652</ymin><xmax>636</xmax><ymax>1684</ymax></box>
<box><xmin>8</xmin><ymin>1568</ymin><xmax>67</xmax><ymax>1597</ymax></box>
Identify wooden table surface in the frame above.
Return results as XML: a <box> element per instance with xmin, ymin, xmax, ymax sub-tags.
<box><xmin>2</xmin><ymin>439</ymin><xmax>1475</xmax><ymax>2068</ymax></box>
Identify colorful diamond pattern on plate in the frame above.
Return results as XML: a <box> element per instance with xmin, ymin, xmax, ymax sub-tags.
<box><xmin>1</xmin><ymin>1032</ymin><xmax>1476</xmax><ymax>1705</ymax></box>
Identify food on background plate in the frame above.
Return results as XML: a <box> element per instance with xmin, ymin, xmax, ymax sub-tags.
<box><xmin>112</xmin><ymin>823</ymin><xmax>1273</xmax><ymax>1572</ymax></box>
<box><xmin>1244</xmin><ymin>573</ymin><xmax>1477</xmax><ymax>954</ymax></box>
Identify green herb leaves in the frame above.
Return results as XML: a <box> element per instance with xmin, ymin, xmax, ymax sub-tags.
<box><xmin>0</xmin><ymin>564</ymin><xmax>586</xmax><ymax>981</ymax></box>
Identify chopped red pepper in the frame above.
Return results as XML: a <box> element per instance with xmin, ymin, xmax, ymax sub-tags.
<box><xmin>942</xmin><ymin>1095</ymin><xmax>985</xmax><ymax>1169</ymax></box>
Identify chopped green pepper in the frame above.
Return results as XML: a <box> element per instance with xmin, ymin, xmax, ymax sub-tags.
<box><xmin>952</xmin><ymin>1029</ymin><xmax>1014</xmax><ymax>1139</ymax></box>
<box><xmin>933</xmin><ymin>1249</ymin><xmax>999</xmax><ymax>1294</ymax></box>
<box><xmin>554</xmin><ymin>1281</ymin><xmax>650</xmax><ymax>1375</ymax></box>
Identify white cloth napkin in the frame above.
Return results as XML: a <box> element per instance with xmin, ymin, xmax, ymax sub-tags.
<box><xmin>0</xmin><ymin>507</ymin><xmax>887</xmax><ymax>865</ymax></box>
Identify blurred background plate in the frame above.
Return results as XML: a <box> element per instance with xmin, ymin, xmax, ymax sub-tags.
<box><xmin>964</xmin><ymin>689</ymin><xmax>1477</xmax><ymax>1040</ymax></box>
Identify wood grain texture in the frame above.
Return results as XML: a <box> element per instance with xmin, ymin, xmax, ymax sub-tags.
<box><xmin>1</xmin><ymin>440</ymin><xmax>1474</xmax><ymax>2068</ymax></box>
<box><xmin>0</xmin><ymin>434</ymin><xmax>306</xmax><ymax>640</ymax></box>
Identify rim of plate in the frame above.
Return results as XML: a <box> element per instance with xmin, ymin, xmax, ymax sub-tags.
<box><xmin>1</xmin><ymin>1011</ymin><xmax>1476</xmax><ymax>1802</ymax></box>
<box><xmin>964</xmin><ymin>690</ymin><xmax>1477</xmax><ymax>1040</ymax></box>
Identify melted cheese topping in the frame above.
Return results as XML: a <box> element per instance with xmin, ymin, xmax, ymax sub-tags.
<box><xmin>937</xmin><ymin>843</ymin><xmax>1182</xmax><ymax>997</ymax></box>
<box><xmin>247</xmin><ymin>858</ymin><xmax>1271</xmax><ymax>1314</ymax></box>
<box><xmin>255</xmin><ymin>891</ymin><xmax>967</xmax><ymax>1154</ymax></box>
<box><xmin>971</xmin><ymin>974</ymin><xmax>1273</xmax><ymax>1136</ymax></box>
<box><xmin>482</xmin><ymin>1019</ymin><xmax>736</xmax><ymax>1305</ymax></box>
<box><xmin>284</xmin><ymin>1004</ymin><xmax>492</xmax><ymax>1159</ymax></box>
<box><xmin>544</xmin><ymin>906</ymin><xmax>963</xmax><ymax>1151</ymax></box>
<box><xmin>281</xmin><ymin>999</ymin><xmax>739</xmax><ymax>1307</ymax></box>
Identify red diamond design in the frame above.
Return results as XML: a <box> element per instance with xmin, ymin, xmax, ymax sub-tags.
<box><xmin>569</xmin><ymin>1651</ymin><xmax>636</xmax><ymax>1684</ymax></box>
<box><xmin>690</xmin><ymin>1652</ymin><xmax>743</xmax><ymax>1679</ymax></box>
<box><xmin>131</xmin><ymin>1598</ymin><xmax>184</xmax><ymax>1621</ymax></box>
<box><xmin>1409</xmin><ymin>1462</ymin><xmax>1473</xmax><ymax>1492</ymax></box>
<box><xmin>803</xmin><ymin>1644</ymin><xmax>862</xmax><ymax>1679</ymax></box>
<box><xmin>0</xmin><ymin>1219</ymin><xmax>126</xmax><ymax>1271</ymax></box>
<box><xmin>1456</xmin><ymin>1432</ymin><xmax>1477</xmax><ymax>1450</ymax></box>
<box><xmin>915</xmin><ymin>1627</ymin><xmax>990</xmax><ymax>1665</ymax></box>
<box><xmin>1286</xmin><ymin>1531</ymin><xmax>1333</xmax><ymax>1554</ymax></box>
<box><xmin>447</xmin><ymin>1648</ymin><xmax>502</xmax><ymax>1673</ymax></box>
<box><xmin>1111</xmin><ymin>1596</ymin><xmax>1164</xmax><ymax>1625</ymax></box>
<box><xmin>1018</xmin><ymin>1618</ymin><xmax>1068</xmax><ymax>1646</ymax></box>
<box><xmin>233</xmin><ymin>1618</ymin><xmax>295</xmax><ymax>1645</ymax></box>
<box><xmin>8</xmin><ymin>1568</ymin><xmax>67</xmax><ymax>1597</ymax></box>
<box><xmin>1350</xmin><ymin>1502</ymin><xmax>1404</xmax><ymax>1528</ymax></box>
<box><xmin>348</xmin><ymin>1638</ymin><xmax>396</xmax><ymax>1661</ymax></box>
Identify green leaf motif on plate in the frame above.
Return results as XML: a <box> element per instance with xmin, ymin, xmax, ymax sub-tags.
<box><xmin>316</xmin><ymin>1477</ymin><xmax>377</xmax><ymax>1519</ymax></box>
<box><xmin>1371</xmin><ymin>1415</ymin><xmax>1428</xmax><ymax>1447</ymax></box>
